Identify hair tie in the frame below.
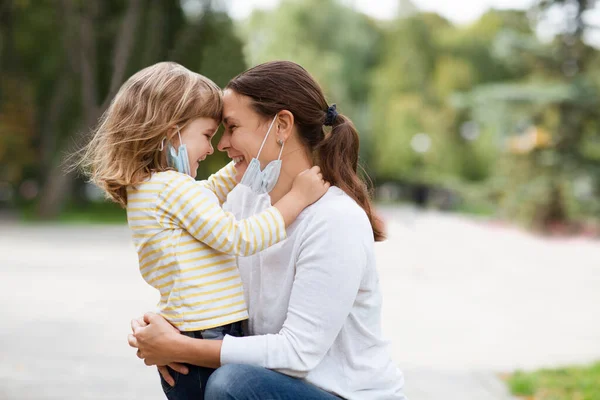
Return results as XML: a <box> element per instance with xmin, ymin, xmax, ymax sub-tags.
<box><xmin>324</xmin><ymin>104</ymin><xmax>338</xmax><ymax>126</ymax></box>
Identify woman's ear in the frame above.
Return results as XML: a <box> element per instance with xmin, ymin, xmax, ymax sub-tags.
<box><xmin>276</xmin><ymin>110</ymin><xmax>294</xmax><ymax>142</ymax></box>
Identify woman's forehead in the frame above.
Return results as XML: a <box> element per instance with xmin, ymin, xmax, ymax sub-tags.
<box><xmin>223</xmin><ymin>89</ymin><xmax>249</xmax><ymax>110</ymax></box>
<box><xmin>223</xmin><ymin>90</ymin><xmax>255</xmax><ymax>124</ymax></box>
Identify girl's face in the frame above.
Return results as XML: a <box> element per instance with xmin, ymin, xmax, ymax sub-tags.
<box><xmin>217</xmin><ymin>89</ymin><xmax>282</xmax><ymax>182</ymax></box>
<box><xmin>175</xmin><ymin>117</ymin><xmax>219</xmax><ymax>178</ymax></box>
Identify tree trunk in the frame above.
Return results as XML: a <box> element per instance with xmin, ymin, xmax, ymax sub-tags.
<box><xmin>39</xmin><ymin>73</ymin><xmax>71</xmax><ymax>176</ymax></box>
<box><xmin>36</xmin><ymin>0</ymin><xmax>143</xmax><ymax>219</ymax></box>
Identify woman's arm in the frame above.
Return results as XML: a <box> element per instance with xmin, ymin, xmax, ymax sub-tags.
<box><xmin>219</xmin><ymin>205</ymin><xmax>367</xmax><ymax>378</ymax></box>
<box><xmin>129</xmin><ymin>313</ymin><xmax>222</xmax><ymax>368</ymax></box>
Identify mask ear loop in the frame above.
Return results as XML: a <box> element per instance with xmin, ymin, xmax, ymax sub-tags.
<box><xmin>176</xmin><ymin>126</ymin><xmax>183</xmax><ymax>144</ymax></box>
<box><xmin>159</xmin><ymin>126</ymin><xmax>183</xmax><ymax>152</ymax></box>
<box><xmin>175</xmin><ymin>126</ymin><xmax>184</xmax><ymax>156</ymax></box>
<box><xmin>276</xmin><ymin>139</ymin><xmax>285</xmax><ymax>160</ymax></box>
<box><xmin>256</xmin><ymin>115</ymin><xmax>278</xmax><ymax>158</ymax></box>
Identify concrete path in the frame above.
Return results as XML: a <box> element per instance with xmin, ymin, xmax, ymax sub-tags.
<box><xmin>1</xmin><ymin>208</ymin><xmax>599</xmax><ymax>399</ymax></box>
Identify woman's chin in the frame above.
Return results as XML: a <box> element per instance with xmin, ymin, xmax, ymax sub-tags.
<box><xmin>235</xmin><ymin>171</ymin><xmax>243</xmax><ymax>183</ymax></box>
<box><xmin>235</xmin><ymin>163</ymin><xmax>247</xmax><ymax>182</ymax></box>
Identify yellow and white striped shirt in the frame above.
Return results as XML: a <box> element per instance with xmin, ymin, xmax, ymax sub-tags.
<box><xmin>126</xmin><ymin>163</ymin><xmax>286</xmax><ymax>331</ymax></box>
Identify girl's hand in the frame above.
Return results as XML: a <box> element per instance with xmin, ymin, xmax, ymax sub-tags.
<box><xmin>158</xmin><ymin>363</ymin><xmax>189</xmax><ymax>387</ymax></box>
<box><xmin>291</xmin><ymin>166</ymin><xmax>330</xmax><ymax>207</ymax></box>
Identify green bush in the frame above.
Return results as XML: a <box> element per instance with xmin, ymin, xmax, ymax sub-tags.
<box><xmin>508</xmin><ymin>362</ymin><xmax>600</xmax><ymax>400</ymax></box>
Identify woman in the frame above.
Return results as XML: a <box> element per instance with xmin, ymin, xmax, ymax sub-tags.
<box><xmin>128</xmin><ymin>61</ymin><xmax>406</xmax><ymax>400</ymax></box>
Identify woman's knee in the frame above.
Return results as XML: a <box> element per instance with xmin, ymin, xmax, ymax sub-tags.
<box><xmin>205</xmin><ymin>364</ymin><xmax>261</xmax><ymax>399</ymax></box>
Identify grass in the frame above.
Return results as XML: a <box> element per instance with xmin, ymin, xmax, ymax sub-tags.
<box><xmin>19</xmin><ymin>201</ymin><xmax>127</xmax><ymax>224</ymax></box>
<box><xmin>453</xmin><ymin>200</ymin><xmax>497</xmax><ymax>217</ymax></box>
<box><xmin>508</xmin><ymin>362</ymin><xmax>600</xmax><ymax>400</ymax></box>
<box><xmin>375</xmin><ymin>198</ymin><xmax>497</xmax><ymax>218</ymax></box>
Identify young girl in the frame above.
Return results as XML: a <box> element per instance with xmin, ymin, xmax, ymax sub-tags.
<box><xmin>77</xmin><ymin>62</ymin><xmax>329</xmax><ymax>399</ymax></box>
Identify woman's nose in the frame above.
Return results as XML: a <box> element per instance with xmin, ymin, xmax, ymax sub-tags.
<box><xmin>217</xmin><ymin>132</ymin><xmax>230</xmax><ymax>152</ymax></box>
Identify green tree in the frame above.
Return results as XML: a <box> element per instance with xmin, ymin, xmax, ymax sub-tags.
<box><xmin>239</xmin><ymin>0</ymin><xmax>381</xmax><ymax>160</ymax></box>
<box><xmin>455</xmin><ymin>1</ymin><xmax>600</xmax><ymax>229</ymax></box>
<box><xmin>0</xmin><ymin>0</ymin><xmax>246</xmax><ymax>218</ymax></box>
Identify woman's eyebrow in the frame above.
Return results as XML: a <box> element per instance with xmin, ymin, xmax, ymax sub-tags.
<box><xmin>223</xmin><ymin>116</ymin><xmax>239</xmax><ymax>126</ymax></box>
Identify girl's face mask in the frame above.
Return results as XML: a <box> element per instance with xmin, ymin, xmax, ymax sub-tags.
<box><xmin>161</xmin><ymin>128</ymin><xmax>191</xmax><ymax>176</ymax></box>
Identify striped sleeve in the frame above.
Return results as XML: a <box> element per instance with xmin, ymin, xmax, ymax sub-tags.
<box><xmin>197</xmin><ymin>162</ymin><xmax>238</xmax><ymax>205</ymax></box>
<box><xmin>156</xmin><ymin>174</ymin><xmax>287</xmax><ymax>256</ymax></box>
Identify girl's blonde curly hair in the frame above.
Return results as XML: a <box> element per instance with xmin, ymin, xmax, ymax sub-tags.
<box><xmin>76</xmin><ymin>62</ymin><xmax>223</xmax><ymax>207</ymax></box>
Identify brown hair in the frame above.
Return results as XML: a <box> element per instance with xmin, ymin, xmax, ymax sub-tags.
<box><xmin>226</xmin><ymin>61</ymin><xmax>384</xmax><ymax>241</ymax></box>
<box><xmin>75</xmin><ymin>62</ymin><xmax>222</xmax><ymax>207</ymax></box>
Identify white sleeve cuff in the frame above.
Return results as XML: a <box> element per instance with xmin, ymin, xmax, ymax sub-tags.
<box><xmin>220</xmin><ymin>334</ymin><xmax>267</xmax><ymax>366</ymax></box>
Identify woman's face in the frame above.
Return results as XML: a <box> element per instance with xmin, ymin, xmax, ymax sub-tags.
<box><xmin>218</xmin><ymin>89</ymin><xmax>282</xmax><ymax>182</ymax></box>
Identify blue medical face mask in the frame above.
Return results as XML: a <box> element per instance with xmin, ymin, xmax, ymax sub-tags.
<box><xmin>161</xmin><ymin>127</ymin><xmax>191</xmax><ymax>175</ymax></box>
<box><xmin>239</xmin><ymin>115</ymin><xmax>284</xmax><ymax>194</ymax></box>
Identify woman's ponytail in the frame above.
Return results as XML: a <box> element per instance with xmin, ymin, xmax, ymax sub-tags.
<box><xmin>317</xmin><ymin>113</ymin><xmax>385</xmax><ymax>241</ymax></box>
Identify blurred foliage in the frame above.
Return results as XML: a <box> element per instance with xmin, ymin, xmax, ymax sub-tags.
<box><xmin>0</xmin><ymin>0</ymin><xmax>246</xmax><ymax>218</ymax></box>
<box><xmin>370</xmin><ymin>9</ymin><xmax>531</xmax><ymax>184</ymax></box>
<box><xmin>453</xmin><ymin>0</ymin><xmax>600</xmax><ymax>230</ymax></box>
<box><xmin>508</xmin><ymin>362</ymin><xmax>600</xmax><ymax>399</ymax></box>
<box><xmin>1</xmin><ymin>0</ymin><xmax>599</xmax><ymax>231</ymax></box>
<box><xmin>239</xmin><ymin>0</ymin><xmax>381</xmax><ymax>159</ymax></box>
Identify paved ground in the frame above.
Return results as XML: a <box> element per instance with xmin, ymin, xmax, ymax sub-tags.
<box><xmin>1</xmin><ymin>208</ymin><xmax>599</xmax><ymax>399</ymax></box>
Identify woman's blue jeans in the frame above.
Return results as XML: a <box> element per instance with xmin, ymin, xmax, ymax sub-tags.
<box><xmin>204</xmin><ymin>364</ymin><xmax>342</xmax><ymax>400</ymax></box>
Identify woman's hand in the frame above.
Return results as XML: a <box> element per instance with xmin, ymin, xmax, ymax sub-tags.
<box><xmin>127</xmin><ymin>313</ymin><xmax>189</xmax><ymax>386</ymax></box>
<box><xmin>128</xmin><ymin>312</ymin><xmax>181</xmax><ymax>366</ymax></box>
